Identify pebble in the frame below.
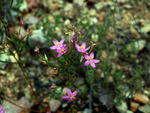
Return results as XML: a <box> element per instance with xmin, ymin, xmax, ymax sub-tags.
<box><xmin>49</xmin><ymin>99</ymin><xmax>61</xmax><ymax>112</ymax></box>
<box><xmin>126</xmin><ymin>40</ymin><xmax>146</xmax><ymax>53</ymax></box>
<box><xmin>130</xmin><ymin>101</ymin><xmax>140</xmax><ymax>112</ymax></box>
<box><xmin>133</xmin><ymin>93</ymin><xmax>149</xmax><ymax>104</ymax></box>
<box><xmin>141</xmin><ymin>24</ymin><xmax>150</xmax><ymax>35</ymax></box>
<box><xmin>139</xmin><ymin>104</ymin><xmax>150</xmax><ymax>113</ymax></box>
<box><xmin>130</xmin><ymin>27</ymin><xmax>140</xmax><ymax>39</ymax></box>
<box><xmin>116</xmin><ymin>101</ymin><xmax>128</xmax><ymax>113</ymax></box>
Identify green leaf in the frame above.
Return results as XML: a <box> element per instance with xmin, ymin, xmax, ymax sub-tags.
<box><xmin>44</xmin><ymin>53</ymin><xmax>48</xmax><ymax>62</ymax></box>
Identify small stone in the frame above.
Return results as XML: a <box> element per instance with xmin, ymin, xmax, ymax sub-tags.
<box><xmin>139</xmin><ymin>104</ymin><xmax>150</xmax><ymax>113</ymax></box>
<box><xmin>126</xmin><ymin>40</ymin><xmax>146</xmax><ymax>53</ymax></box>
<box><xmin>29</xmin><ymin>29</ymin><xmax>47</xmax><ymax>47</ymax></box>
<box><xmin>141</xmin><ymin>24</ymin><xmax>150</xmax><ymax>35</ymax></box>
<box><xmin>3</xmin><ymin>97</ymin><xmax>33</xmax><ymax>113</ymax></box>
<box><xmin>130</xmin><ymin>101</ymin><xmax>140</xmax><ymax>112</ymax></box>
<box><xmin>49</xmin><ymin>99</ymin><xmax>61</xmax><ymax>112</ymax></box>
<box><xmin>130</xmin><ymin>27</ymin><xmax>140</xmax><ymax>39</ymax></box>
<box><xmin>83</xmin><ymin>108</ymin><xmax>90</xmax><ymax>113</ymax></box>
<box><xmin>26</xmin><ymin>16</ymin><xmax>38</xmax><ymax>24</ymax></box>
<box><xmin>116</xmin><ymin>101</ymin><xmax>128</xmax><ymax>113</ymax></box>
<box><xmin>19</xmin><ymin>0</ymin><xmax>28</xmax><ymax>12</ymax></box>
<box><xmin>88</xmin><ymin>9</ymin><xmax>96</xmax><ymax>16</ymax></box>
<box><xmin>101</xmin><ymin>51</ymin><xmax>107</xmax><ymax>59</ymax></box>
<box><xmin>126</xmin><ymin>110</ymin><xmax>133</xmax><ymax>113</ymax></box>
<box><xmin>133</xmin><ymin>93</ymin><xmax>149</xmax><ymax>104</ymax></box>
<box><xmin>95</xmin><ymin>2</ymin><xmax>113</xmax><ymax>11</ymax></box>
<box><xmin>74</xmin><ymin>0</ymin><xmax>84</xmax><ymax>6</ymax></box>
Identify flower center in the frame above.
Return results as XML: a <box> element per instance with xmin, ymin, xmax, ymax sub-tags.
<box><xmin>56</xmin><ymin>42</ymin><xmax>60</xmax><ymax>46</ymax></box>
<box><xmin>61</xmin><ymin>49</ymin><xmax>64</xmax><ymax>53</ymax></box>
<box><xmin>89</xmin><ymin>57</ymin><xmax>93</xmax><ymax>62</ymax></box>
<box><xmin>70</xmin><ymin>95</ymin><xmax>75</xmax><ymax>100</ymax></box>
<box><xmin>80</xmin><ymin>46</ymin><xmax>84</xmax><ymax>49</ymax></box>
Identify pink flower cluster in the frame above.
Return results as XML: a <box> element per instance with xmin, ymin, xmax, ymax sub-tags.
<box><xmin>50</xmin><ymin>28</ymin><xmax>100</xmax><ymax>68</ymax></box>
<box><xmin>50</xmin><ymin>38</ymin><xmax>68</xmax><ymax>58</ymax></box>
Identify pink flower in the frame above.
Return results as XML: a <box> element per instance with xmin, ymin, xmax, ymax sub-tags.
<box><xmin>75</xmin><ymin>42</ymin><xmax>91</xmax><ymax>53</ymax></box>
<box><xmin>62</xmin><ymin>88</ymin><xmax>77</xmax><ymax>104</ymax></box>
<box><xmin>55</xmin><ymin>45</ymin><xmax>68</xmax><ymax>58</ymax></box>
<box><xmin>81</xmin><ymin>28</ymin><xmax>85</xmax><ymax>36</ymax></box>
<box><xmin>84</xmin><ymin>52</ymin><xmax>100</xmax><ymax>68</ymax></box>
<box><xmin>0</xmin><ymin>104</ymin><xmax>5</xmax><ymax>113</ymax></box>
<box><xmin>47</xmin><ymin>112</ymin><xmax>51</xmax><ymax>113</ymax></box>
<box><xmin>50</xmin><ymin>38</ymin><xmax>65</xmax><ymax>50</ymax></box>
<box><xmin>72</xmin><ymin>34</ymin><xmax>77</xmax><ymax>41</ymax></box>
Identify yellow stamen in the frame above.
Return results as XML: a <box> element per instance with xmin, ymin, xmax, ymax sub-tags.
<box><xmin>56</xmin><ymin>42</ymin><xmax>60</xmax><ymax>45</ymax></box>
<box><xmin>66</xmin><ymin>31</ymin><xmax>70</xmax><ymax>35</ymax></box>
<box><xmin>80</xmin><ymin>46</ymin><xmax>84</xmax><ymax>49</ymax></box>
<box><xmin>61</xmin><ymin>49</ymin><xmax>64</xmax><ymax>53</ymax></box>
<box><xmin>89</xmin><ymin>57</ymin><xmax>93</xmax><ymax>60</ymax></box>
<box><xmin>89</xmin><ymin>57</ymin><xmax>93</xmax><ymax>62</ymax></box>
<box><xmin>70</xmin><ymin>95</ymin><xmax>75</xmax><ymax>100</ymax></box>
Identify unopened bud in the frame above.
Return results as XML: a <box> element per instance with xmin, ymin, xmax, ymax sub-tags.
<box><xmin>64</xmin><ymin>61</ymin><xmax>68</xmax><ymax>66</ymax></box>
<box><xmin>90</xmin><ymin>41</ymin><xmax>97</xmax><ymax>47</ymax></box>
<box><xmin>81</xmin><ymin>28</ymin><xmax>85</xmax><ymax>36</ymax></box>
<box><xmin>50</xmin><ymin>83</ymin><xmax>56</xmax><ymax>92</ymax></box>
<box><xmin>34</xmin><ymin>47</ymin><xmax>39</xmax><ymax>54</ymax></box>
<box><xmin>20</xmin><ymin>18</ymin><xmax>24</xmax><ymax>25</ymax></box>
<box><xmin>73</xmin><ymin>34</ymin><xmax>77</xmax><ymax>41</ymax></box>
<box><xmin>20</xmin><ymin>34</ymin><xmax>26</xmax><ymax>41</ymax></box>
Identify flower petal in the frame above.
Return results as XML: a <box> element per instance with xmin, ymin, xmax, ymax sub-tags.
<box><xmin>68</xmin><ymin>99</ymin><xmax>72</xmax><ymax>103</ymax></box>
<box><xmin>84</xmin><ymin>61</ymin><xmax>90</xmax><ymax>66</ymax></box>
<box><xmin>73</xmin><ymin>90</ymin><xmax>77</xmax><ymax>96</ymax></box>
<box><xmin>62</xmin><ymin>96</ymin><xmax>70</xmax><ymax>100</ymax></box>
<box><xmin>84</xmin><ymin>46</ymin><xmax>91</xmax><ymax>51</ymax></box>
<box><xmin>81</xmin><ymin>42</ymin><xmax>86</xmax><ymax>48</ymax></box>
<box><xmin>84</xmin><ymin>54</ymin><xmax>89</xmax><ymax>59</ymax></box>
<box><xmin>52</xmin><ymin>39</ymin><xmax>58</xmax><ymax>45</ymax></box>
<box><xmin>67</xmin><ymin>88</ymin><xmax>72</xmax><ymax>96</ymax></box>
<box><xmin>93</xmin><ymin>59</ymin><xmax>100</xmax><ymax>63</ymax></box>
<box><xmin>75</xmin><ymin>43</ymin><xmax>80</xmax><ymax>52</ymax></box>
<box><xmin>90</xmin><ymin>63</ymin><xmax>96</xmax><ymax>68</ymax></box>
<box><xmin>72</xmin><ymin>97</ymin><xmax>76</xmax><ymax>101</ymax></box>
<box><xmin>57</xmin><ymin>53</ymin><xmax>63</xmax><ymax>57</ymax></box>
<box><xmin>90</xmin><ymin>52</ymin><xmax>94</xmax><ymax>58</ymax></box>
<box><xmin>64</xmin><ymin>50</ymin><xmax>68</xmax><ymax>54</ymax></box>
<box><xmin>1</xmin><ymin>111</ymin><xmax>5</xmax><ymax>113</ymax></box>
<box><xmin>50</xmin><ymin>46</ymin><xmax>57</xmax><ymax>50</ymax></box>
<box><xmin>0</xmin><ymin>104</ymin><xmax>3</xmax><ymax>111</ymax></box>
<box><xmin>60</xmin><ymin>38</ymin><xmax>64</xmax><ymax>44</ymax></box>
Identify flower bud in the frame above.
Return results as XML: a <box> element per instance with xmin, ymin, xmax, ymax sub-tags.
<box><xmin>34</xmin><ymin>47</ymin><xmax>39</xmax><ymax>54</ymax></box>
<box><xmin>20</xmin><ymin>34</ymin><xmax>26</xmax><ymax>41</ymax></box>
<box><xmin>81</xmin><ymin>28</ymin><xmax>85</xmax><ymax>36</ymax></box>
<box><xmin>73</xmin><ymin>34</ymin><xmax>77</xmax><ymax>41</ymax></box>
<box><xmin>20</xmin><ymin>18</ymin><xmax>24</xmax><ymax>25</ymax></box>
<box><xmin>90</xmin><ymin>41</ymin><xmax>97</xmax><ymax>47</ymax></box>
<box><xmin>50</xmin><ymin>83</ymin><xmax>56</xmax><ymax>92</ymax></box>
<box><xmin>64</xmin><ymin>61</ymin><xmax>68</xmax><ymax>66</ymax></box>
